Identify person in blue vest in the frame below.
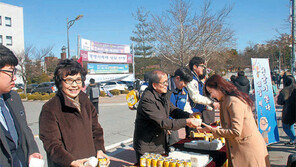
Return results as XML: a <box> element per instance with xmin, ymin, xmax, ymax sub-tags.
<box><xmin>186</xmin><ymin>57</ymin><xmax>219</xmax><ymax>128</ymax></box>
<box><xmin>167</xmin><ymin>67</ymin><xmax>193</xmax><ymax>144</ymax></box>
<box><xmin>0</xmin><ymin>45</ymin><xmax>43</xmax><ymax>167</ymax></box>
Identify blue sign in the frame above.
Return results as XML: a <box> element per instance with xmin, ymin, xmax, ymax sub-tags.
<box><xmin>251</xmin><ymin>58</ymin><xmax>279</xmax><ymax>145</ymax></box>
<box><xmin>87</xmin><ymin>63</ymin><xmax>129</xmax><ymax>74</ymax></box>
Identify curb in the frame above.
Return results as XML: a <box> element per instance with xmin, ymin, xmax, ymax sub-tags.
<box><xmin>100</xmin><ymin>103</ymin><xmax>127</xmax><ymax>106</ymax></box>
<box><xmin>105</xmin><ymin>138</ymin><xmax>133</xmax><ymax>151</ymax></box>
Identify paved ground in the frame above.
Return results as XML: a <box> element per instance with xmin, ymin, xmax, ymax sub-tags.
<box><xmin>23</xmin><ymin>93</ymin><xmax>295</xmax><ymax>166</ymax></box>
<box><xmin>100</xmin><ymin>94</ymin><xmax>296</xmax><ymax>167</ymax></box>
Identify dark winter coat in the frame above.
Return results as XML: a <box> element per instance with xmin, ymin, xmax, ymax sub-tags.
<box><xmin>0</xmin><ymin>91</ymin><xmax>39</xmax><ymax>167</ymax></box>
<box><xmin>133</xmin><ymin>86</ymin><xmax>190</xmax><ymax>155</ymax></box>
<box><xmin>277</xmin><ymin>76</ymin><xmax>296</xmax><ymax>125</ymax></box>
<box><xmin>39</xmin><ymin>91</ymin><xmax>105</xmax><ymax>167</ymax></box>
<box><xmin>234</xmin><ymin>76</ymin><xmax>250</xmax><ymax>94</ymax></box>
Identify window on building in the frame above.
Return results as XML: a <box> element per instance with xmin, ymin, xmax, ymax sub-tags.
<box><xmin>5</xmin><ymin>17</ymin><xmax>11</xmax><ymax>27</ymax></box>
<box><xmin>6</xmin><ymin>36</ymin><xmax>12</xmax><ymax>46</ymax></box>
<box><xmin>0</xmin><ymin>35</ymin><xmax>2</xmax><ymax>45</ymax></box>
<box><xmin>0</xmin><ymin>16</ymin><xmax>2</xmax><ymax>25</ymax></box>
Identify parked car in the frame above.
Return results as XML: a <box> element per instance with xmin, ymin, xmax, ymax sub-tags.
<box><xmin>118</xmin><ymin>81</ymin><xmax>134</xmax><ymax>90</ymax></box>
<box><xmin>15</xmin><ymin>83</ymin><xmax>24</xmax><ymax>90</ymax></box>
<box><xmin>31</xmin><ymin>82</ymin><xmax>57</xmax><ymax>94</ymax></box>
<box><xmin>26</xmin><ymin>84</ymin><xmax>39</xmax><ymax>93</ymax></box>
<box><xmin>12</xmin><ymin>83</ymin><xmax>24</xmax><ymax>91</ymax></box>
<box><xmin>101</xmin><ymin>81</ymin><xmax>128</xmax><ymax>91</ymax></box>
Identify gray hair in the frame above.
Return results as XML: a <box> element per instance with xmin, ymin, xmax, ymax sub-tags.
<box><xmin>148</xmin><ymin>70</ymin><xmax>167</xmax><ymax>88</ymax></box>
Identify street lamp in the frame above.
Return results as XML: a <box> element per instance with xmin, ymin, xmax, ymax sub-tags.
<box><xmin>67</xmin><ymin>15</ymin><xmax>83</xmax><ymax>59</ymax></box>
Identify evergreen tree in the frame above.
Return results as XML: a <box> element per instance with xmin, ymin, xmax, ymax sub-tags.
<box><xmin>130</xmin><ymin>7</ymin><xmax>155</xmax><ymax>58</ymax></box>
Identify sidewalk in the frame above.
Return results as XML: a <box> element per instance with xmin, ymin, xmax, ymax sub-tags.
<box><xmin>99</xmin><ymin>94</ymin><xmax>127</xmax><ymax>104</ymax></box>
<box><xmin>102</xmin><ymin>94</ymin><xmax>296</xmax><ymax>166</ymax></box>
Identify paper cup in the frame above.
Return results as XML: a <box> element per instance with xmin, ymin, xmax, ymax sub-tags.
<box><xmin>29</xmin><ymin>158</ymin><xmax>44</xmax><ymax>167</ymax></box>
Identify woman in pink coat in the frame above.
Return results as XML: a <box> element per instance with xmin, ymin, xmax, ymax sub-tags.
<box><xmin>198</xmin><ymin>74</ymin><xmax>270</xmax><ymax>167</ymax></box>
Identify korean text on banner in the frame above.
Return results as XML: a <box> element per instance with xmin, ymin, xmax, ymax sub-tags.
<box><xmin>80</xmin><ymin>50</ymin><xmax>133</xmax><ymax>64</ymax></box>
<box><xmin>81</xmin><ymin>38</ymin><xmax>130</xmax><ymax>54</ymax></box>
<box><xmin>251</xmin><ymin>58</ymin><xmax>279</xmax><ymax>145</ymax></box>
<box><xmin>87</xmin><ymin>63</ymin><xmax>129</xmax><ymax>74</ymax></box>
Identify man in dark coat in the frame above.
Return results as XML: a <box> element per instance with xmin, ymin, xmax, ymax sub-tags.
<box><xmin>86</xmin><ymin>78</ymin><xmax>100</xmax><ymax>114</ymax></box>
<box><xmin>277</xmin><ymin>75</ymin><xmax>296</xmax><ymax>145</ymax></box>
<box><xmin>133</xmin><ymin>70</ymin><xmax>200</xmax><ymax>164</ymax></box>
<box><xmin>0</xmin><ymin>45</ymin><xmax>42</xmax><ymax>166</ymax></box>
<box><xmin>234</xmin><ymin>71</ymin><xmax>250</xmax><ymax>94</ymax></box>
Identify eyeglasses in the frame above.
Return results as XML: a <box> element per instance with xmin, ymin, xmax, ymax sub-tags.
<box><xmin>0</xmin><ymin>69</ymin><xmax>17</xmax><ymax>79</ymax></box>
<box><xmin>62</xmin><ymin>78</ymin><xmax>82</xmax><ymax>85</ymax></box>
<box><xmin>198</xmin><ymin>64</ymin><xmax>206</xmax><ymax>69</ymax></box>
<box><xmin>158</xmin><ymin>80</ymin><xmax>168</xmax><ymax>85</ymax></box>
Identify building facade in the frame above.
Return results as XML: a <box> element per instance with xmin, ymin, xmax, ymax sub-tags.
<box><xmin>0</xmin><ymin>2</ymin><xmax>24</xmax><ymax>54</ymax></box>
<box><xmin>0</xmin><ymin>2</ymin><xmax>24</xmax><ymax>84</ymax></box>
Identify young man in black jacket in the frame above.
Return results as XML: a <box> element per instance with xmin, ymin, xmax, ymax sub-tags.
<box><xmin>0</xmin><ymin>45</ymin><xmax>42</xmax><ymax>166</ymax></box>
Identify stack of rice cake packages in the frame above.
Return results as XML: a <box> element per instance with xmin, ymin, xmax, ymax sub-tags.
<box><xmin>168</xmin><ymin>151</ymin><xmax>209</xmax><ymax>167</ymax></box>
<box><xmin>185</xmin><ymin>132</ymin><xmax>225</xmax><ymax>150</ymax></box>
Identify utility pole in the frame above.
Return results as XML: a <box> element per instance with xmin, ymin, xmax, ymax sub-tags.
<box><xmin>291</xmin><ymin>0</ymin><xmax>296</xmax><ymax>73</ymax></box>
<box><xmin>77</xmin><ymin>35</ymin><xmax>80</xmax><ymax>58</ymax></box>
<box><xmin>132</xmin><ymin>43</ymin><xmax>135</xmax><ymax>80</ymax></box>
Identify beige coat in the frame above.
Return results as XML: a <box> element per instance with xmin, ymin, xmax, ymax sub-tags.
<box><xmin>211</xmin><ymin>96</ymin><xmax>270</xmax><ymax>167</ymax></box>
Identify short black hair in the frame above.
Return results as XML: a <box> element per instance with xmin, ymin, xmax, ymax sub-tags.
<box><xmin>0</xmin><ymin>45</ymin><xmax>18</xmax><ymax>69</ymax></box>
<box><xmin>144</xmin><ymin>71</ymin><xmax>152</xmax><ymax>82</ymax></box>
<box><xmin>54</xmin><ymin>59</ymin><xmax>87</xmax><ymax>92</ymax></box>
<box><xmin>238</xmin><ymin>71</ymin><xmax>245</xmax><ymax>76</ymax></box>
<box><xmin>90</xmin><ymin>78</ymin><xmax>95</xmax><ymax>84</ymax></box>
<box><xmin>230</xmin><ymin>75</ymin><xmax>236</xmax><ymax>82</ymax></box>
<box><xmin>189</xmin><ymin>56</ymin><xmax>205</xmax><ymax>71</ymax></box>
<box><xmin>174</xmin><ymin>67</ymin><xmax>193</xmax><ymax>83</ymax></box>
<box><xmin>148</xmin><ymin>70</ymin><xmax>167</xmax><ymax>88</ymax></box>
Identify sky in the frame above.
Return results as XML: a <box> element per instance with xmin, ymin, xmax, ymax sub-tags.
<box><xmin>0</xmin><ymin>0</ymin><xmax>291</xmax><ymax>57</ymax></box>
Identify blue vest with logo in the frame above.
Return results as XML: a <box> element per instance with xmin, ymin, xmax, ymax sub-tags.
<box><xmin>189</xmin><ymin>73</ymin><xmax>205</xmax><ymax>113</ymax></box>
<box><xmin>170</xmin><ymin>88</ymin><xmax>188</xmax><ymax>110</ymax></box>
<box><xmin>168</xmin><ymin>78</ymin><xmax>188</xmax><ymax>110</ymax></box>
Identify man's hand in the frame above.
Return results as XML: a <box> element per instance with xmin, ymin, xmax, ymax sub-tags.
<box><xmin>186</xmin><ymin>118</ymin><xmax>202</xmax><ymax>128</ymax></box>
<box><xmin>29</xmin><ymin>153</ymin><xmax>43</xmax><ymax>164</ymax></box>
<box><xmin>189</xmin><ymin>112</ymin><xmax>201</xmax><ymax>118</ymax></box>
<box><xmin>70</xmin><ymin>158</ymin><xmax>88</xmax><ymax>167</ymax></box>
<box><xmin>97</xmin><ymin>150</ymin><xmax>110</xmax><ymax>166</ymax></box>
<box><xmin>212</xmin><ymin>102</ymin><xmax>220</xmax><ymax>110</ymax></box>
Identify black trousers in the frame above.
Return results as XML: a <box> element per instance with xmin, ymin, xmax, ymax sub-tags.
<box><xmin>92</xmin><ymin>101</ymin><xmax>99</xmax><ymax>114</ymax></box>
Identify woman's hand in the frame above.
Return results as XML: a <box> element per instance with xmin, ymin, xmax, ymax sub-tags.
<box><xmin>196</xmin><ymin>122</ymin><xmax>212</xmax><ymax>132</ymax></box>
<box><xmin>97</xmin><ymin>150</ymin><xmax>111</xmax><ymax>166</ymax></box>
<box><xmin>70</xmin><ymin>158</ymin><xmax>88</xmax><ymax>167</ymax></box>
<box><xmin>212</xmin><ymin>102</ymin><xmax>220</xmax><ymax>110</ymax></box>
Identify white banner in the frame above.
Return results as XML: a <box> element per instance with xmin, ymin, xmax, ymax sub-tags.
<box><xmin>88</xmin><ymin>51</ymin><xmax>129</xmax><ymax>63</ymax></box>
<box><xmin>81</xmin><ymin>38</ymin><xmax>130</xmax><ymax>54</ymax></box>
<box><xmin>85</xmin><ymin>74</ymin><xmax>134</xmax><ymax>85</ymax></box>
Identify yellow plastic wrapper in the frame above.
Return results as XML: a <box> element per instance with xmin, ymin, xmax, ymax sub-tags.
<box><xmin>194</xmin><ymin>114</ymin><xmax>201</xmax><ymax>119</ymax></box>
<box><xmin>126</xmin><ymin>90</ymin><xmax>139</xmax><ymax>107</ymax></box>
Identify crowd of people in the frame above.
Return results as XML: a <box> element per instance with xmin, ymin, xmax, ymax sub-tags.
<box><xmin>0</xmin><ymin>43</ymin><xmax>294</xmax><ymax>167</ymax></box>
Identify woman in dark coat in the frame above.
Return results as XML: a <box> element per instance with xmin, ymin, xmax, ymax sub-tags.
<box><xmin>39</xmin><ymin>59</ymin><xmax>110</xmax><ymax>167</ymax></box>
<box><xmin>277</xmin><ymin>75</ymin><xmax>296</xmax><ymax>145</ymax></box>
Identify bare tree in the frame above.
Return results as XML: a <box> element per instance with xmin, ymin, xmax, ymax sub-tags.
<box><xmin>150</xmin><ymin>0</ymin><xmax>235</xmax><ymax>68</ymax></box>
<box><xmin>15</xmin><ymin>46</ymin><xmax>33</xmax><ymax>97</ymax></box>
<box><xmin>15</xmin><ymin>45</ymin><xmax>53</xmax><ymax>96</ymax></box>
